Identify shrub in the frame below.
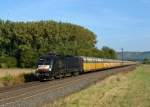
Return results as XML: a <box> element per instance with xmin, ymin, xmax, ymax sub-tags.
<box><xmin>143</xmin><ymin>58</ymin><xmax>150</xmax><ymax>64</ymax></box>
<box><xmin>18</xmin><ymin>46</ymin><xmax>38</xmax><ymax>68</ymax></box>
<box><xmin>0</xmin><ymin>56</ymin><xmax>17</xmax><ymax>68</ymax></box>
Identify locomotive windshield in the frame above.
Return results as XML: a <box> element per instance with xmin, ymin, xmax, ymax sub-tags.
<box><xmin>38</xmin><ymin>58</ymin><xmax>53</xmax><ymax>65</ymax></box>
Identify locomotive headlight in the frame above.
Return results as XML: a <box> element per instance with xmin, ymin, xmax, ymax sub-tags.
<box><xmin>48</xmin><ymin>65</ymin><xmax>52</xmax><ymax>71</ymax></box>
<box><xmin>49</xmin><ymin>68</ymin><xmax>51</xmax><ymax>71</ymax></box>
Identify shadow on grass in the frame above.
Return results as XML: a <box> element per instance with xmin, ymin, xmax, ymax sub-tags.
<box><xmin>23</xmin><ymin>73</ymin><xmax>38</xmax><ymax>82</ymax></box>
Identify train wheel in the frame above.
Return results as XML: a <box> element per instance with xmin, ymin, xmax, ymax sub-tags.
<box><xmin>73</xmin><ymin>71</ymin><xmax>79</xmax><ymax>76</ymax></box>
<box><xmin>54</xmin><ymin>71</ymin><xmax>62</xmax><ymax>79</ymax></box>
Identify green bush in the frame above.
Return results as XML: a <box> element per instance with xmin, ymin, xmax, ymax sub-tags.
<box><xmin>143</xmin><ymin>58</ymin><xmax>150</xmax><ymax>64</ymax></box>
<box><xmin>18</xmin><ymin>45</ymin><xmax>38</xmax><ymax>68</ymax></box>
<box><xmin>0</xmin><ymin>56</ymin><xmax>17</xmax><ymax>68</ymax></box>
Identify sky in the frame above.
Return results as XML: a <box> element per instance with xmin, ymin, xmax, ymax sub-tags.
<box><xmin>0</xmin><ymin>0</ymin><xmax>150</xmax><ymax>52</ymax></box>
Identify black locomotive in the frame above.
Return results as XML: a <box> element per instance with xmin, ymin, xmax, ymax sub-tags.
<box><xmin>36</xmin><ymin>54</ymin><xmax>83</xmax><ymax>80</ymax></box>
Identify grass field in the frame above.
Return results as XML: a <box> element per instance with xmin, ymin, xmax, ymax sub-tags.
<box><xmin>0</xmin><ymin>68</ymin><xmax>35</xmax><ymax>87</ymax></box>
<box><xmin>0</xmin><ymin>68</ymin><xmax>34</xmax><ymax>78</ymax></box>
<box><xmin>46</xmin><ymin>65</ymin><xmax>150</xmax><ymax>107</ymax></box>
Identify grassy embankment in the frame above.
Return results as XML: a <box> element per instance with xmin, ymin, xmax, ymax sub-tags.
<box><xmin>46</xmin><ymin>65</ymin><xmax>150</xmax><ymax>107</ymax></box>
<box><xmin>0</xmin><ymin>68</ymin><xmax>36</xmax><ymax>87</ymax></box>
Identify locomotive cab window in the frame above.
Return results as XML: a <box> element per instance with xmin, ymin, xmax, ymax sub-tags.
<box><xmin>38</xmin><ymin>58</ymin><xmax>53</xmax><ymax>65</ymax></box>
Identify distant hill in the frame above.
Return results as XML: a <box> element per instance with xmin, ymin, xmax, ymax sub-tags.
<box><xmin>117</xmin><ymin>51</ymin><xmax>150</xmax><ymax>61</ymax></box>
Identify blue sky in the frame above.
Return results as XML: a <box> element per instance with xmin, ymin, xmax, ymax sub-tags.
<box><xmin>0</xmin><ymin>0</ymin><xmax>150</xmax><ymax>51</ymax></box>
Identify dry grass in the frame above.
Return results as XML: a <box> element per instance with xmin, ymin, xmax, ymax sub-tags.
<box><xmin>45</xmin><ymin>65</ymin><xmax>150</xmax><ymax>107</ymax></box>
<box><xmin>0</xmin><ymin>68</ymin><xmax>34</xmax><ymax>78</ymax></box>
<box><xmin>0</xmin><ymin>68</ymin><xmax>36</xmax><ymax>87</ymax></box>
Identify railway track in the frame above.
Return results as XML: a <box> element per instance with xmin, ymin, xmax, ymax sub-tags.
<box><xmin>0</xmin><ymin>65</ymin><xmax>136</xmax><ymax>107</ymax></box>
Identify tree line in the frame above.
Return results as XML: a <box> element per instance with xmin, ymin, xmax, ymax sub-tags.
<box><xmin>0</xmin><ymin>20</ymin><xmax>117</xmax><ymax>68</ymax></box>
<box><xmin>143</xmin><ymin>58</ymin><xmax>150</xmax><ymax>64</ymax></box>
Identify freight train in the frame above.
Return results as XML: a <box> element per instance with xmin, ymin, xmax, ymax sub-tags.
<box><xmin>35</xmin><ymin>53</ymin><xmax>136</xmax><ymax>80</ymax></box>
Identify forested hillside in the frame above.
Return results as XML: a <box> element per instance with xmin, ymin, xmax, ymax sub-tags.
<box><xmin>117</xmin><ymin>51</ymin><xmax>150</xmax><ymax>62</ymax></box>
<box><xmin>0</xmin><ymin>20</ymin><xmax>116</xmax><ymax>68</ymax></box>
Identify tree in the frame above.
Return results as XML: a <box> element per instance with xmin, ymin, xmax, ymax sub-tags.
<box><xmin>102</xmin><ymin>46</ymin><xmax>117</xmax><ymax>59</ymax></box>
<box><xmin>0</xmin><ymin>20</ymin><xmax>117</xmax><ymax>68</ymax></box>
